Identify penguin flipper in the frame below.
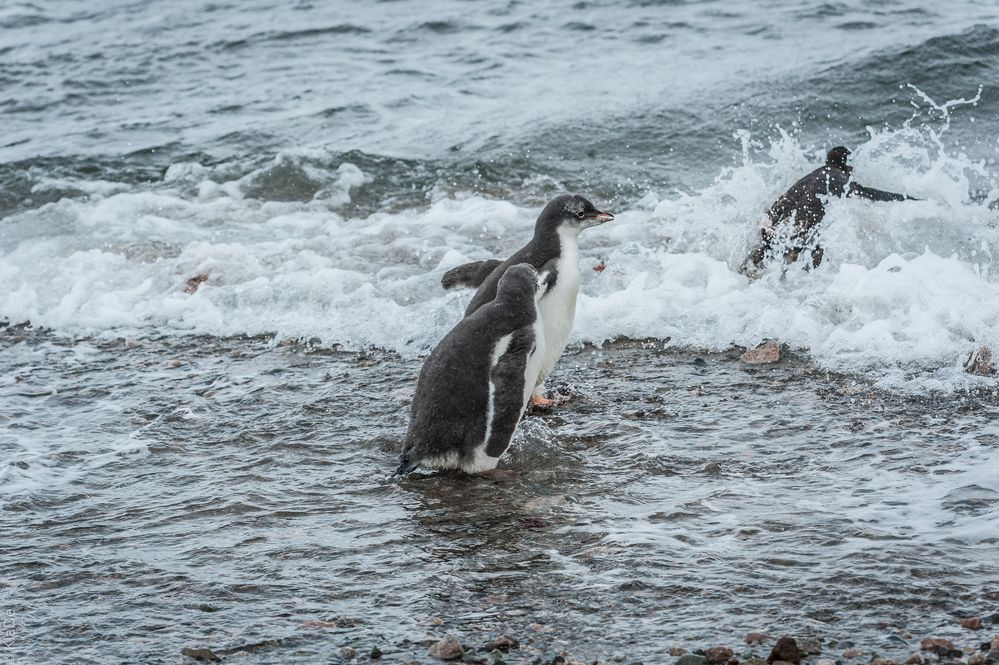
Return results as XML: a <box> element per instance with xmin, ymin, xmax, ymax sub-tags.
<box><xmin>441</xmin><ymin>259</ymin><xmax>504</xmax><ymax>290</ymax></box>
<box><xmin>483</xmin><ymin>327</ymin><xmax>534</xmax><ymax>458</ymax></box>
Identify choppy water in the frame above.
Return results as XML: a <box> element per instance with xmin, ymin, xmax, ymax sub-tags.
<box><xmin>2</xmin><ymin>0</ymin><xmax>999</xmax><ymax>662</ymax></box>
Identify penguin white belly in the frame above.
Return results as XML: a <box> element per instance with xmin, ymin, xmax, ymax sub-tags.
<box><xmin>536</xmin><ymin>231</ymin><xmax>580</xmax><ymax>386</ymax></box>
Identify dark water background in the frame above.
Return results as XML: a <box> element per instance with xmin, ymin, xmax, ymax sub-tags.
<box><xmin>2</xmin><ymin>1</ymin><xmax>999</xmax><ymax>662</ymax></box>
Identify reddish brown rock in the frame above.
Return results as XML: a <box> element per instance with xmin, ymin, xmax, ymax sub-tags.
<box><xmin>964</xmin><ymin>347</ymin><xmax>996</xmax><ymax>376</ymax></box>
<box><xmin>961</xmin><ymin>617</ymin><xmax>984</xmax><ymax>630</ymax></box>
<box><xmin>904</xmin><ymin>654</ymin><xmax>922</xmax><ymax>665</ymax></box>
<box><xmin>427</xmin><ymin>635</ymin><xmax>464</xmax><ymax>661</ymax></box>
<box><xmin>920</xmin><ymin>638</ymin><xmax>955</xmax><ymax>652</ymax></box>
<box><xmin>842</xmin><ymin>649</ymin><xmax>864</xmax><ymax>658</ymax></box>
<box><xmin>741</xmin><ymin>340</ymin><xmax>783</xmax><ymax>365</ymax></box>
<box><xmin>968</xmin><ymin>654</ymin><xmax>985</xmax><ymax>665</ymax></box>
<box><xmin>669</xmin><ymin>648</ymin><xmax>690</xmax><ymax>657</ymax></box>
<box><xmin>184</xmin><ymin>273</ymin><xmax>209</xmax><ymax>294</ymax></box>
<box><xmin>768</xmin><ymin>637</ymin><xmax>802</xmax><ymax>665</ymax></box>
<box><xmin>593</xmin><ymin>260</ymin><xmax>607</xmax><ymax>273</ymax></box>
<box><xmin>872</xmin><ymin>658</ymin><xmax>897</xmax><ymax>665</ymax></box>
<box><xmin>705</xmin><ymin>647</ymin><xmax>734</xmax><ymax>664</ymax></box>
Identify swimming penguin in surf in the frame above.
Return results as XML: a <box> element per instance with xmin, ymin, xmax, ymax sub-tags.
<box><xmin>395</xmin><ymin>263</ymin><xmax>553</xmax><ymax>476</ymax></box>
<box><xmin>441</xmin><ymin>194</ymin><xmax>614</xmax><ymax>407</ymax></box>
<box><xmin>743</xmin><ymin>146</ymin><xmax>918</xmax><ymax>274</ymax></box>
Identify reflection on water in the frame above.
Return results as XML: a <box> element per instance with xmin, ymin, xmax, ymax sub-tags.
<box><xmin>2</xmin><ymin>331</ymin><xmax>997</xmax><ymax>662</ymax></box>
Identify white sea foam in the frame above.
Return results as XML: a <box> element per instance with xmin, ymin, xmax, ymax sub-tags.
<box><xmin>2</xmin><ymin>117</ymin><xmax>998</xmax><ymax>393</ymax></box>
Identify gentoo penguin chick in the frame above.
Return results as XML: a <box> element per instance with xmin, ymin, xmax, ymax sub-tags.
<box><xmin>441</xmin><ymin>194</ymin><xmax>614</xmax><ymax>407</ymax></box>
<box><xmin>395</xmin><ymin>263</ymin><xmax>552</xmax><ymax>476</ymax></box>
<box><xmin>744</xmin><ymin>146</ymin><xmax>917</xmax><ymax>274</ymax></box>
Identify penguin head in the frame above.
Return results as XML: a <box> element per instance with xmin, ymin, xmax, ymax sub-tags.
<box><xmin>496</xmin><ymin>263</ymin><xmax>539</xmax><ymax>304</ymax></box>
<box><xmin>535</xmin><ymin>194</ymin><xmax>614</xmax><ymax>238</ymax></box>
<box><xmin>826</xmin><ymin>146</ymin><xmax>852</xmax><ymax>171</ymax></box>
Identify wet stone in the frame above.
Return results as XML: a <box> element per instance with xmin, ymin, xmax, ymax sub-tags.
<box><xmin>964</xmin><ymin>347</ymin><xmax>996</xmax><ymax>376</ymax></box>
<box><xmin>370</xmin><ymin>645</ymin><xmax>383</xmax><ymax>659</ymax></box>
<box><xmin>741</xmin><ymin>341</ymin><xmax>783</xmax><ymax>365</ymax></box>
<box><xmin>428</xmin><ymin>635</ymin><xmax>465</xmax><ymax>661</ymax></box>
<box><xmin>920</xmin><ymin>638</ymin><xmax>955</xmax><ymax>653</ymax></box>
<box><xmin>669</xmin><ymin>648</ymin><xmax>690</xmax><ymax>656</ymax></box>
<box><xmin>843</xmin><ymin>649</ymin><xmax>864</xmax><ymax>659</ymax></box>
<box><xmin>181</xmin><ymin>647</ymin><xmax>221</xmax><ymax>662</ymax></box>
<box><xmin>676</xmin><ymin>655</ymin><xmax>708</xmax><ymax>665</ymax></box>
<box><xmin>705</xmin><ymin>647</ymin><xmax>733</xmax><ymax>664</ymax></box>
<box><xmin>961</xmin><ymin>617</ymin><xmax>984</xmax><ymax>630</ymax></box>
<box><xmin>768</xmin><ymin>637</ymin><xmax>802</xmax><ymax>665</ymax></box>
<box><xmin>340</xmin><ymin>646</ymin><xmax>357</xmax><ymax>659</ymax></box>
<box><xmin>905</xmin><ymin>655</ymin><xmax>922</xmax><ymax>665</ymax></box>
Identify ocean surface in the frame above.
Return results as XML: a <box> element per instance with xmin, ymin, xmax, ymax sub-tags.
<box><xmin>2</xmin><ymin>0</ymin><xmax>999</xmax><ymax>662</ymax></box>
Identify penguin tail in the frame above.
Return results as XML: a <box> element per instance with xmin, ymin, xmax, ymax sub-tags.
<box><xmin>441</xmin><ymin>259</ymin><xmax>503</xmax><ymax>290</ymax></box>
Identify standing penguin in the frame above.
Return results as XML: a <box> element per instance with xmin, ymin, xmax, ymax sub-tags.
<box><xmin>395</xmin><ymin>263</ymin><xmax>553</xmax><ymax>476</ymax></box>
<box><xmin>441</xmin><ymin>194</ymin><xmax>614</xmax><ymax>406</ymax></box>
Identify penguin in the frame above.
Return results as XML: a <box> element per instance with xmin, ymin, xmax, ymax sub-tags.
<box><xmin>441</xmin><ymin>194</ymin><xmax>614</xmax><ymax>406</ymax></box>
<box><xmin>744</xmin><ymin>146</ymin><xmax>917</xmax><ymax>273</ymax></box>
<box><xmin>395</xmin><ymin>263</ymin><xmax>553</xmax><ymax>476</ymax></box>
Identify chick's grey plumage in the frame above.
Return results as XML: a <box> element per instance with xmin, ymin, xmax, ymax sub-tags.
<box><xmin>396</xmin><ymin>264</ymin><xmax>544</xmax><ymax>475</ymax></box>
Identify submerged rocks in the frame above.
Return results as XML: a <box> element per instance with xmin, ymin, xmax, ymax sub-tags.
<box><xmin>181</xmin><ymin>647</ymin><xmax>220</xmax><ymax>662</ymax></box>
<box><xmin>767</xmin><ymin>637</ymin><xmax>802</xmax><ymax>665</ymax></box>
<box><xmin>675</xmin><ymin>654</ymin><xmax>708</xmax><ymax>665</ymax></box>
<box><xmin>746</xmin><ymin>633</ymin><xmax>772</xmax><ymax>646</ymax></box>
<box><xmin>741</xmin><ymin>341</ymin><xmax>783</xmax><ymax>365</ymax></box>
<box><xmin>428</xmin><ymin>635</ymin><xmax>465</xmax><ymax>660</ymax></box>
<box><xmin>483</xmin><ymin>634</ymin><xmax>519</xmax><ymax>652</ymax></box>
<box><xmin>960</xmin><ymin>616</ymin><xmax>984</xmax><ymax>630</ymax></box>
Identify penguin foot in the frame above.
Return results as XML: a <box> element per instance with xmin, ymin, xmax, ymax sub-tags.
<box><xmin>529</xmin><ymin>392</ymin><xmax>558</xmax><ymax>408</ymax></box>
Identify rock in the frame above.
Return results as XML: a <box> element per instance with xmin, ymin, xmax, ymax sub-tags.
<box><xmin>484</xmin><ymin>635</ymin><xmax>519</xmax><ymax>652</ymax></box>
<box><xmin>669</xmin><ymin>648</ymin><xmax>689</xmax><ymax>657</ymax></box>
<box><xmin>872</xmin><ymin>658</ymin><xmax>897</xmax><ymax>665</ymax></box>
<box><xmin>550</xmin><ymin>657</ymin><xmax>566</xmax><ymax>665</ymax></box>
<box><xmin>905</xmin><ymin>654</ymin><xmax>922</xmax><ymax>665</ymax></box>
<box><xmin>986</xmin><ymin>651</ymin><xmax>999</xmax><ymax>665</ymax></box>
<box><xmin>746</xmin><ymin>633</ymin><xmax>772</xmax><ymax>646</ymax></box>
<box><xmin>961</xmin><ymin>617</ymin><xmax>985</xmax><ymax>630</ymax></box>
<box><xmin>676</xmin><ymin>655</ymin><xmax>708</xmax><ymax>665</ymax></box>
<box><xmin>741</xmin><ymin>341</ymin><xmax>783</xmax><ymax>365</ymax></box>
<box><xmin>593</xmin><ymin>260</ymin><xmax>607</xmax><ymax>273</ymax></box>
<box><xmin>920</xmin><ymin>638</ymin><xmax>955</xmax><ymax>653</ymax></box>
<box><xmin>428</xmin><ymin>635</ymin><xmax>464</xmax><ymax>661</ymax></box>
<box><xmin>339</xmin><ymin>646</ymin><xmax>357</xmax><ymax>659</ymax></box>
<box><xmin>842</xmin><ymin>649</ymin><xmax>864</xmax><ymax>658</ymax></box>
<box><xmin>301</xmin><ymin>619</ymin><xmax>339</xmax><ymax>628</ymax></box>
<box><xmin>768</xmin><ymin>637</ymin><xmax>802</xmax><ymax>665</ymax></box>
<box><xmin>993</xmin><ymin>637</ymin><xmax>999</xmax><ymax>652</ymax></box>
<box><xmin>184</xmin><ymin>273</ymin><xmax>209</xmax><ymax>294</ymax></box>
<box><xmin>816</xmin><ymin>660</ymin><xmax>836</xmax><ymax>665</ymax></box>
<box><xmin>370</xmin><ymin>645</ymin><xmax>383</xmax><ymax>659</ymax></box>
<box><xmin>181</xmin><ymin>647</ymin><xmax>221</xmax><ymax>662</ymax></box>
<box><xmin>964</xmin><ymin>347</ymin><xmax>996</xmax><ymax>376</ymax></box>
<box><xmin>705</xmin><ymin>647</ymin><xmax>733</xmax><ymax>664</ymax></box>
<box><xmin>528</xmin><ymin>623</ymin><xmax>554</xmax><ymax>633</ymax></box>
<box><xmin>969</xmin><ymin>654</ymin><xmax>985</xmax><ymax>665</ymax></box>
<box><xmin>795</xmin><ymin>637</ymin><xmax>822</xmax><ymax>655</ymax></box>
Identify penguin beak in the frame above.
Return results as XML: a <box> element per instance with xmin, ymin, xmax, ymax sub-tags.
<box><xmin>587</xmin><ymin>211</ymin><xmax>615</xmax><ymax>225</ymax></box>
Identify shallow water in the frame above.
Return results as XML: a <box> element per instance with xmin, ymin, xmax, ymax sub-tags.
<box><xmin>3</xmin><ymin>0</ymin><xmax>999</xmax><ymax>661</ymax></box>
<box><xmin>2</xmin><ymin>331</ymin><xmax>998</xmax><ymax>662</ymax></box>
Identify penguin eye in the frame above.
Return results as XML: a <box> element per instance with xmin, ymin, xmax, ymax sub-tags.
<box><xmin>575</xmin><ymin>210</ymin><xmax>586</xmax><ymax>220</ymax></box>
